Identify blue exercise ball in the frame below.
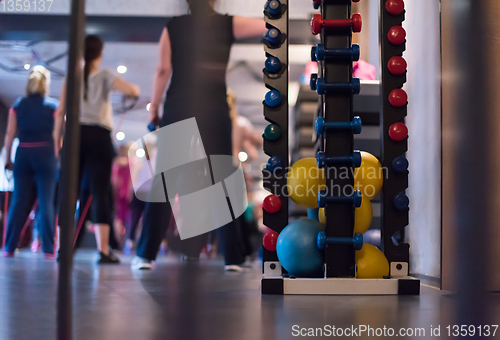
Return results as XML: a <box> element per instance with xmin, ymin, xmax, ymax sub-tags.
<box><xmin>276</xmin><ymin>219</ymin><xmax>325</xmax><ymax>277</ymax></box>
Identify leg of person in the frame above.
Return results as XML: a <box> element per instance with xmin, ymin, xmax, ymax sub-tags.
<box><xmin>216</xmin><ymin>218</ymin><xmax>247</xmax><ymax>269</ymax></box>
<box><xmin>4</xmin><ymin>149</ymin><xmax>35</xmax><ymax>255</ymax></box>
<box><xmin>34</xmin><ymin>147</ymin><xmax>57</xmax><ymax>256</ymax></box>
<box><xmin>128</xmin><ymin>195</ymin><xmax>145</xmax><ymax>242</ymax></box>
<box><xmin>82</xmin><ymin>126</ymin><xmax>118</xmax><ymax>264</ymax></box>
<box><xmin>135</xmin><ymin>200</ymin><xmax>171</xmax><ymax>261</ymax></box>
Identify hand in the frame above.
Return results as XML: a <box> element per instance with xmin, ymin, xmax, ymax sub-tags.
<box><xmin>5</xmin><ymin>161</ymin><xmax>14</xmax><ymax>171</ymax></box>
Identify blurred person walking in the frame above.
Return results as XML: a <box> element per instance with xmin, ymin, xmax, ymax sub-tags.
<box><xmin>131</xmin><ymin>0</ymin><xmax>267</xmax><ymax>270</ymax></box>
<box><xmin>54</xmin><ymin>35</ymin><xmax>140</xmax><ymax>264</ymax></box>
<box><xmin>4</xmin><ymin>66</ymin><xmax>58</xmax><ymax>258</ymax></box>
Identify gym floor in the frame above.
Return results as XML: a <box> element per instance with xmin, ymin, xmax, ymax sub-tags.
<box><xmin>0</xmin><ymin>251</ymin><xmax>498</xmax><ymax>340</ymax></box>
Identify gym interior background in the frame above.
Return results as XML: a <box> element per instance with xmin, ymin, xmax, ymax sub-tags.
<box><xmin>0</xmin><ymin>0</ymin><xmax>499</xmax><ymax>339</ymax></box>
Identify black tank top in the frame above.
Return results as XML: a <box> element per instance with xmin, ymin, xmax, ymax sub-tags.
<box><xmin>163</xmin><ymin>14</ymin><xmax>234</xmax><ymax>124</ymax></box>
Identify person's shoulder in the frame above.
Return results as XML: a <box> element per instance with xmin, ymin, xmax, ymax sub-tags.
<box><xmin>12</xmin><ymin>97</ymin><xmax>24</xmax><ymax>108</ymax></box>
<box><xmin>44</xmin><ymin>96</ymin><xmax>60</xmax><ymax>109</ymax></box>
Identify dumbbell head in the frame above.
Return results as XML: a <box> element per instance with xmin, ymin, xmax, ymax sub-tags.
<box><xmin>266</xmin><ymin>28</ymin><xmax>281</xmax><ymax>44</ymax></box>
<box><xmin>267</xmin><ymin>0</ymin><xmax>281</xmax><ymax>16</ymax></box>
<box><xmin>388</xmin><ymin>26</ymin><xmax>406</xmax><ymax>45</ymax></box>
<box><xmin>389</xmin><ymin>89</ymin><xmax>408</xmax><ymax>107</ymax></box>
<box><xmin>265</xmin><ymin>90</ymin><xmax>282</xmax><ymax>108</ymax></box>
<box><xmin>263</xmin><ymin>194</ymin><xmax>282</xmax><ymax>213</ymax></box>
<box><xmin>393</xmin><ymin>193</ymin><xmax>409</xmax><ymax>210</ymax></box>
<box><xmin>388</xmin><ymin>122</ymin><xmax>408</xmax><ymax>141</ymax></box>
<box><xmin>267</xmin><ymin>156</ymin><xmax>283</xmax><ymax>172</ymax></box>
<box><xmin>311</xmin><ymin>46</ymin><xmax>317</xmax><ymax>62</ymax></box>
<box><xmin>265</xmin><ymin>56</ymin><xmax>282</xmax><ymax>74</ymax></box>
<box><xmin>386</xmin><ymin>0</ymin><xmax>405</xmax><ymax>15</ymax></box>
<box><xmin>311</xmin><ymin>13</ymin><xmax>362</xmax><ymax>35</ymax></box>
<box><xmin>310</xmin><ymin>74</ymin><xmax>318</xmax><ymax>91</ymax></box>
<box><xmin>392</xmin><ymin>156</ymin><xmax>409</xmax><ymax>173</ymax></box>
<box><xmin>264</xmin><ymin>123</ymin><xmax>281</xmax><ymax>141</ymax></box>
<box><xmin>388</xmin><ymin>56</ymin><xmax>407</xmax><ymax>75</ymax></box>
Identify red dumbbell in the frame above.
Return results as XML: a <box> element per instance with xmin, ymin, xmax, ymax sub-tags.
<box><xmin>389</xmin><ymin>89</ymin><xmax>408</xmax><ymax>107</ymax></box>
<box><xmin>388</xmin><ymin>122</ymin><xmax>408</xmax><ymax>141</ymax></box>
<box><xmin>263</xmin><ymin>194</ymin><xmax>282</xmax><ymax>213</ymax></box>
<box><xmin>388</xmin><ymin>56</ymin><xmax>407</xmax><ymax>75</ymax></box>
<box><xmin>388</xmin><ymin>26</ymin><xmax>406</xmax><ymax>45</ymax></box>
<box><xmin>311</xmin><ymin>13</ymin><xmax>362</xmax><ymax>35</ymax></box>
<box><xmin>386</xmin><ymin>0</ymin><xmax>405</xmax><ymax>15</ymax></box>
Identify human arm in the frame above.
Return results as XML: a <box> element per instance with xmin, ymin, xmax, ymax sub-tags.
<box><xmin>111</xmin><ymin>77</ymin><xmax>140</xmax><ymax>97</ymax></box>
<box><xmin>4</xmin><ymin>109</ymin><xmax>17</xmax><ymax>171</ymax></box>
<box><xmin>233</xmin><ymin>16</ymin><xmax>268</xmax><ymax>40</ymax></box>
<box><xmin>150</xmin><ymin>27</ymin><xmax>173</xmax><ymax>126</ymax></box>
<box><xmin>53</xmin><ymin>84</ymin><xmax>66</xmax><ymax>158</ymax></box>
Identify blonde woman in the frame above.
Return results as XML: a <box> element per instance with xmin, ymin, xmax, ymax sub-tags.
<box><xmin>4</xmin><ymin>66</ymin><xmax>59</xmax><ymax>258</ymax></box>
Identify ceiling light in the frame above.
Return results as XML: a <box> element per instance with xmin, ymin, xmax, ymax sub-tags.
<box><xmin>117</xmin><ymin>65</ymin><xmax>127</xmax><ymax>74</ymax></box>
<box><xmin>136</xmin><ymin>148</ymin><xmax>145</xmax><ymax>158</ymax></box>
<box><xmin>24</xmin><ymin>64</ymin><xmax>30</xmax><ymax>70</ymax></box>
<box><xmin>116</xmin><ymin>132</ymin><xmax>125</xmax><ymax>141</ymax></box>
<box><xmin>238</xmin><ymin>151</ymin><xmax>248</xmax><ymax>162</ymax></box>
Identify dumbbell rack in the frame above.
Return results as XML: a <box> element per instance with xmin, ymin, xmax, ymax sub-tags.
<box><xmin>380</xmin><ymin>0</ymin><xmax>412</xmax><ymax>279</ymax></box>
<box><xmin>261</xmin><ymin>0</ymin><xmax>420</xmax><ymax>295</ymax></box>
<box><xmin>260</xmin><ymin>0</ymin><xmax>290</xmax><ymax>294</ymax></box>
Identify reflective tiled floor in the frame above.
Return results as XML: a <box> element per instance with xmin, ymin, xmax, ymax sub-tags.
<box><xmin>0</xmin><ymin>250</ymin><xmax>498</xmax><ymax>339</ymax></box>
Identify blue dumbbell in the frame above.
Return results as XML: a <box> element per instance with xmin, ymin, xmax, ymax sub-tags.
<box><xmin>392</xmin><ymin>156</ymin><xmax>409</xmax><ymax>173</ymax></box>
<box><xmin>316</xmin><ymin>78</ymin><xmax>361</xmax><ymax>95</ymax></box>
<box><xmin>318</xmin><ymin>190</ymin><xmax>362</xmax><ymax>208</ymax></box>
<box><xmin>266</xmin><ymin>28</ymin><xmax>281</xmax><ymax>45</ymax></box>
<box><xmin>265</xmin><ymin>89</ymin><xmax>282</xmax><ymax>108</ymax></box>
<box><xmin>147</xmin><ymin>121</ymin><xmax>158</xmax><ymax>132</ymax></box>
<box><xmin>316</xmin><ymin>151</ymin><xmax>362</xmax><ymax>169</ymax></box>
<box><xmin>310</xmin><ymin>74</ymin><xmax>318</xmax><ymax>91</ymax></box>
<box><xmin>316</xmin><ymin>116</ymin><xmax>362</xmax><ymax>135</ymax></box>
<box><xmin>315</xmin><ymin>44</ymin><xmax>360</xmax><ymax>62</ymax></box>
<box><xmin>393</xmin><ymin>193</ymin><xmax>409</xmax><ymax>210</ymax></box>
<box><xmin>311</xmin><ymin>46</ymin><xmax>317</xmax><ymax>62</ymax></box>
<box><xmin>266</xmin><ymin>0</ymin><xmax>282</xmax><ymax>16</ymax></box>
<box><xmin>265</xmin><ymin>56</ymin><xmax>282</xmax><ymax>74</ymax></box>
<box><xmin>317</xmin><ymin>232</ymin><xmax>363</xmax><ymax>251</ymax></box>
<box><xmin>266</xmin><ymin>156</ymin><xmax>283</xmax><ymax>172</ymax></box>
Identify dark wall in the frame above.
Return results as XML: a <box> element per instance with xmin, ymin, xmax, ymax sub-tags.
<box><xmin>442</xmin><ymin>0</ymin><xmax>499</xmax><ymax>296</ymax></box>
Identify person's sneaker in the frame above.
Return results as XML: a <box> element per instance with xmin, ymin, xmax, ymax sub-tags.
<box><xmin>3</xmin><ymin>251</ymin><xmax>14</xmax><ymax>258</ymax></box>
<box><xmin>224</xmin><ymin>264</ymin><xmax>246</xmax><ymax>272</ymax></box>
<box><xmin>131</xmin><ymin>256</ymin><xmax>152</xmax><ymax>270</ymax></box>
<box><xmin>97</xmin><ymin>251</ymin><xmax>120</xmax><ymax>264</ymax></box>
<box><xmin>43</xmin><ymin>253</ymin><xmax>55</xmax><ymax>260</ymax></box>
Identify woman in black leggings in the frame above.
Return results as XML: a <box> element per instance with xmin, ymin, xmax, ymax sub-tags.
<box><xmin>131</xmin><ymin>0</ymin><xmax>266</xmax><ymax>271</ymax></box>
<box><xmin>54</xmin><ymin>35</ymin><xmax>140</xmax><ymax>264</ymax></box>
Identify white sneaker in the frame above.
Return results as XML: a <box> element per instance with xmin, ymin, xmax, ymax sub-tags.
<box><xmin>224</xmin><ymin>265</ymin><xmax>246</xmax><ymax>272</ymax></box>
<box><xmin>131</xmin><ymin>256</ymin><xmax>153</xmax><ymax>270</ymax></box>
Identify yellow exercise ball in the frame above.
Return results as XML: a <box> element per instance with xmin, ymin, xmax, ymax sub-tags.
<box><xmin>354</xmin><ymin>151</ymin><xmax>383</xmax><ymax>199</ymax></box>
<box><xmin>287</xmin><ymin>158</ymin><xmax>326</xmax><ymax>209</ymax></box>
<box><xmin>318</xmin><ymin>196</ymin><xmax>373</xmax><ymax>235</ymax></box>
<box><xmin>355</xmin><ymin>243</ymin><xmax>390</xmax><ymax>279</ymax></box>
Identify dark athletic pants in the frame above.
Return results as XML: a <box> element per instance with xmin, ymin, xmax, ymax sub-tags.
<box><xmin>5</xmin><ymin>146</ymin><xmax>56</xmax><ymax>254</ymax></box>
